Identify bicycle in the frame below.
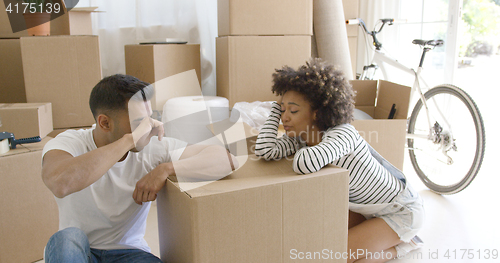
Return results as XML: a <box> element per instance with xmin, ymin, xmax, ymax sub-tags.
<box><xmin>346</xmin><ymin>18</ymin><xmax>486</xmax><ymax>194</ymax></box>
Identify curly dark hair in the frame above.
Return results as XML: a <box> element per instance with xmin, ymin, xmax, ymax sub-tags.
<box><xmin>272</xmin><ymin>58</ymin><xmax>355</xmax><ymax>131</ymax></box>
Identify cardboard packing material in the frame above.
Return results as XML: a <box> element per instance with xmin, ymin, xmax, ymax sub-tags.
<box><xmin>0</xmin><ymin>0</ymin><xmax>97</xmax><ymax>38</ymax></box>
<box><xmin>20</xmin><ymin>35</ymin><xmax>102</xmax><ymax>129</ymax></box>
<box><xmin>216</xmin><ymin>36</ymin><xmax>311</xmax><ymax>106</ymax></box>
<box><xmin>0</xmin><ymin>136</ymin><xmax>58</xmax><ymax>263</ymax></box>
<box><xmin>125</xmin><ymin>44</ymin><xmax>202</xmax><ymax>112</ymax></box>
<box><xmin>351</xmin><ymin>80</ymin><xmax>411</xmax><ymax>170</ymax></box>
<box><xmin>157</xmin><ymin>156</ymin><xmax>349</xmax><ymax>263</ymax></box>
<box><xmin>217</xmin><ymin>0</ymin><xmax>313</xmax><ymax>36</ymax></box>
<box><xmin>0</xmin><ymin>103</ymin><xmax>53</xmax><ymax>139</ymax></box>
<box><xmin>0</xmin><ymin>39</ymin><xmax>26</xmax><ymax>103</ymax></box>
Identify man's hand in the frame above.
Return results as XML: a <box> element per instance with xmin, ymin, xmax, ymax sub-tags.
<box><xmin>132</xmin><ymin>118</ymin><xmax>164</xmax><ymax>151</ymax></box>
<box><xmin>132</xmin><ymin>163</ymin><xmax>172</xmax><ymax>205</ymax></box>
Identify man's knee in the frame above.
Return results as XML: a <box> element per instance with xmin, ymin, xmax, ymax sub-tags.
<box><xmin>46</xmin><ymin>227</ymin><xmax>90</xmax><ymax>262</ymax></box>
<box><xmin>46</xmin><ymin>227</ymin><xmax>89</xmax><ymax>253</ymax></box>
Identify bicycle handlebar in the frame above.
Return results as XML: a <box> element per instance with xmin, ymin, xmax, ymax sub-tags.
<box><xmin>346</xmin><ymin>18</ymin><xmax>406</xmax><ymax>50</ymax></box>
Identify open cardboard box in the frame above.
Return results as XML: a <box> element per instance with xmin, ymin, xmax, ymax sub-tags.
<box><xmin>351</xmin><ymin>80</ymin><xmax>411</xmax><ymax>170</ymax></box>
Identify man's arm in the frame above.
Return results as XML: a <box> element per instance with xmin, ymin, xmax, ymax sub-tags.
<box><xmin>133</xmin><ymin>143</ymin><xmax>238</xmax><ymax>204</ymax></box>
<box><xmin>42</xmin><ymin>134</ymin><xmax>135</xmax><ymax>198</ymax></box>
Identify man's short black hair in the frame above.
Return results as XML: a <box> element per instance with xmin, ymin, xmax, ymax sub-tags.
<box><xmin>89</xmin><ymin>74</ymin><xmax>153</xmax><ymax>120</ymax></box>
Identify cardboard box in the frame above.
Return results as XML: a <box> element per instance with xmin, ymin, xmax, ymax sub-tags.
<box><xmin>0</xmin><ymin>1</ymin><xmax>97</xmax><ymax>38</ymax></box>
<box><xmin>50</xmin><ymin>7</ymin><xmax>99</xmax><ymax>36</ymax></box>
<box><xmin>0</xmin><ymin>39</ymin><xmax>26</xmax><ymax>103</ymax></box>
<box><xmin>157</xmin><ymin>157</ymin><xmax>349</xmax><ymax>263</ymax></box>
<box><xmin>20</xmin><ymin>35</ymin><xmax>102</xmax><ymax>129</ymax></box>
<box><xmin>351</xmin><ymin>80</ymin><xmax>411</xmax><ymax>170</ymax></box>
<box><xmin>218</xmin><ymin>0</ymin><xmax>313</xmax><ymax>36</ymax></box>
<box><xmin>216</xmin><ymin>36</ymin><xmax>311</xmax><ymax>106</ymax></box>
<box><xmin>0</xmin><ymin>136</ymin><xmax>59</xmax><ymax>263</ymax></box>
<box><xmin>0</xmin><ymin>103</ymin><xmax>53</xmax><ymax>139</ymax></box>
<box><xmin>125</xmin><ymin>44</ymin><xmax>202</xmax><ymax>111</ymax></box>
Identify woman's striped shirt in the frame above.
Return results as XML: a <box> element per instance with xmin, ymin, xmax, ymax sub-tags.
<box><xmin>255</xmin><ymin>102</ymin><xmax>404</xmax><ymax>204</ymax></box>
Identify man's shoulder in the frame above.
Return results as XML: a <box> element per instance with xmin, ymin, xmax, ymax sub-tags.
<box><xmin>43</xmin><ymin>127</ymin><xmax>95</xmax><ymax>157</ymax></box>
<box><xmin>52</xmin><ymin>127</ymin><xmax>93</xmax><ymax>142</ymax></box>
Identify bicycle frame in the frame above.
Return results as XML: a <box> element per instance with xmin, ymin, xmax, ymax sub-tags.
<box><xmin>366</xmin><ymin>50</ymin><xmax>436</xmax><ymax>141</ymax></box>
<box><xmin>351</xmin><ymin>18</ymin><xmax>486</xmax><ymax>194</ymax></box>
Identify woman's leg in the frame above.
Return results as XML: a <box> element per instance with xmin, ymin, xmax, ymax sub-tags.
<box><xmin>349</xmin><ymin>210</ymin><xmax>366</xmax><ymax>229</ymax></box>
<box><xmin>347</xmin><ymin>217</ymin><xmax>401</xmax><ymax>263</ymax></box>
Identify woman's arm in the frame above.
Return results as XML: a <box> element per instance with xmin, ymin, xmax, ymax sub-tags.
<box><xmin>255</xmin><ymin>102</ymin><xmax>299</xmax><ymax>160</ymax></box>
<box><xmin>293</xmin><ymin>126</ymin><xmax>358</xmax><ymax>174</ymax></box>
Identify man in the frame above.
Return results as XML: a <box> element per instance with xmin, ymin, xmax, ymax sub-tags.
<box><xmin>42</xmin><ymin>74</ymin><xmax>237</xmax><ymax>262</ymax></box>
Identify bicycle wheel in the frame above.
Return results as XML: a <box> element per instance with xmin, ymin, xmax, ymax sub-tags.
<box><xmin>407</xmin><ymin>84</ymin><xmax>485</xmax><ymax>194</ymax></box>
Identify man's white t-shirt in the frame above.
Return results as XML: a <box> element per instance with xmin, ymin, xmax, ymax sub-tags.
<box><xmin>42</xmin><ymin>127</ymin><xmax>187</xmax><ymax>252</ymax></box>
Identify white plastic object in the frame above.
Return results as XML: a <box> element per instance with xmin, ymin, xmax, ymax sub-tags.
<box><xmin>0</xmin><ymin>139</ymin><xmax>9</xmax><ymax>154</ymax></box>
<box><xmin>346</xmin><ymin>19</ymin><xmax>360</xmax><ymax>25</ymax></box>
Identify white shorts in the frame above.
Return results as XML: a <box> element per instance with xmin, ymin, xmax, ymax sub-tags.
<box><xmin>349</xmin><ymin>184</ymin><xmax>425</xmax><ymax>243</ymax></box>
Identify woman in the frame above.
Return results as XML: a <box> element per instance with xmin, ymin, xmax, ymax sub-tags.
<box><xmin>255</xmin><ymin>58</ymin><xmax>424</xmax><ymax>263</ymax></box>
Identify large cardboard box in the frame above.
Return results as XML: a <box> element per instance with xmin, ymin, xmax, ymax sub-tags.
<box><xmin>0</xmin><ymin>103</ymin><xmax>53</xmax><ymax>139</ymax></box>
<box><xmin>157</xmin><ymin>156</ymin><xmax>349</xmax><ymax>263</ymax></box>
<box><xmin>351</xmin><ymin>80</ymin><xmax>411</xmax><ymax>170</ymax></box>
<box><xmin>0</xmin><ymin>39</ymin><xmax>26</xmax><ymax>103</ymax></box>
<box><xmin>216</xmin><ymin>36</ymin><xmax>311</xmax><ymax>106</ymax></box>
<box><xmin>218</xmin><ymin>0</ymin><xmax>313</xmax><ymax>36</ymax></box>
<box><xmin>0</xmin><ymin>137</ymin><xmax>59</xmax><ymax>263</ymax></box>
<box><xmin>0</xmin><ymin>1</ymin><xmax>97</xmax><ymax>38</ymax></box>
<box><xmin>125</xmin><ymin>44</ymin><xmax>202</xmax><ymax>112</ymax></box>
<box><xmin>20</xmin><ymin>35</ymin><xmax>102</xmax><ymax>129</ymax></box>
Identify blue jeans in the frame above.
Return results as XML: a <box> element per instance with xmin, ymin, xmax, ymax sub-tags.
<box><xmin>45</xmin><ymin>227</ymin><xmax>162</xmax><ymax>263</ymax></box>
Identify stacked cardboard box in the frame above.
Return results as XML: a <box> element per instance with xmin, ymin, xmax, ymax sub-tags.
<box><xmin>0</xmin><ymin>3</ymin><xmax>101</xmax><ymax>262</ymax></box>
<box><xmin>0</xmin><ymin>36</ymin><xmax>101</xmax><ymax>129</ymax></box>
<box><xmin>20</xmin><ymin>35</ymin><xmax>102</xmax><ymax>129</ymax></box>
<box><xmin>124</xmin><ymin>44</ymin><xmax>202</xmax><ymax>112</ymax></box>
<box><xmin>0</xmin><ymin>137</ymin><xmax>59</xmax><ymax>263</ymax></box>
<box><xmin>216</xmin><ymin>0</ymin><xmax>313</xmax><ymax>106</ymax></box>
<box><xmin>0</xmin><ymin>2</ymin><xmax>101</xmax><ymax>129</ymax></box>
<box><xmin>0</xmin><ymin>2</ymin><xmax>97</xmax><ymax>38</ymax></box>
<box><xmin>0</xmin><ymin>103</ymin><xmax>53</xmax><ymax>139</ymax></box>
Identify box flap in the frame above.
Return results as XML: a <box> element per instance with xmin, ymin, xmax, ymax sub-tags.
<box><xmin>375</xmin><ymin>80</ymin><xmax>411</xmax><ymax>120</ymax></box>
<box><xmin>350</xmin><ymin>80</ymin><xmax>377</xmax><ymax>107</ymax></box>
